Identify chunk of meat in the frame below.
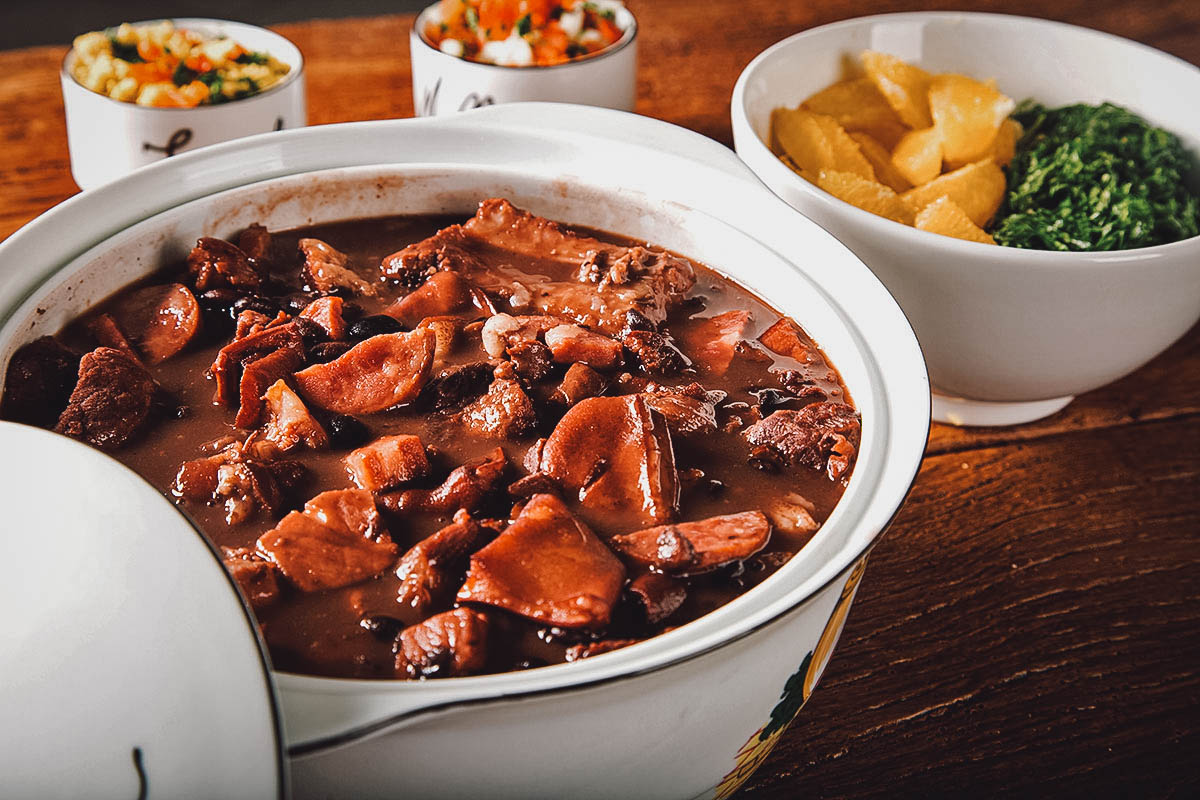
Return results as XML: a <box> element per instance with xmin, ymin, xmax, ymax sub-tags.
<box><xmin>299</xmin><ymin>296</ymin><xmax>346</xmax><ymax>341</ymax></box>
<box><xmin>622</xmin><ymin>330</ymin><xmax>690</xmax><ymax>375</ymax></box>
<box><xmin>344</xmin><ymin>434</ymin><xmax>430</xmax><ymax>491</ymax></box>
<box><xmin>236</xmin><ymin>346</ymin><xmax>306</xmax><ymax>429</ymax></box>
<box><xmin>187</xmin><ymin>237</ymin><xmax>265</xmax><ymax>291</ymax></box>
<box><xmin>237</xmin><ymin>223</ymin><xmax>272</xmax><ymax>263</ymax></box>
<box><xmin>415</xmin><ymin>315</ymin><xmax>461</xmax><ymax>366</ymax></box>
<box><xmin>0</xmin><ymin>336</ymin><xmax>80</xmax><ymax>427</ymax></box>
<box><xmin>641</xmin><ymin>386</ymin><xmax>717</xmax><ymax>437</ymax></box>
<box><xmin>262</xmin><ymin>379</ymin><xmax>329</xmax><ymax>451</ymax></box>
<box><xmin>111</xmin><ymin>283</ymin><xmax>202</xmax><ymax>364</ymax></box>
<box><xmin>507</xmin><ymin>339</ymin><xmax>555</xmax><ymax>382</ymax></box>
<box><xmin>676</xmin><ymin>310</ymin><xmax>750</xmax><ymax>376</ymax></box>
<box><xmin>480</xmin><ymin>313</ymin><xmax>563</xmax><ymax>358</ymax></box>
<box><xmin>394</xmin><ymin>608</ymin><xmax>491</xmax><ymax>679</ymax></box>
<box><xmin>222</xmin><ymin>547</ymin><xmax>282</xmax><ymax>610</ymax></box>
<box><xmin>627</xmin><ymin>572</ymin><xmax>687</xmax><ymax>625</ymax></box>
<box><xmin>544</xmin><ymin>324</ymin><xmax>622</xmax><ymax>369</ymax></box>
<box><xmin>174</xmin><ymin>441</ymin><xmax>306</xmax><ymax>523</ymax></box>
<box><xmin>767</xmin><ymin>492</ymin><xmax>819</xmax><ymax>536</ymax></box>
<box><xmin>54</xmin><ymin>347</ymin><xmax>156</xmax><ymax>450</ymax></box>
<box><xmin>538</xmin><ymin>394</ymin><xmax>679</xmax><ymax>528</ymax></box>
<box><xmin>758</xmin><ymin>318</ymin><xmax>815</xmax><ymax>361</ymax></box>
<box><xmin>383</xmin><ymin>271</ymin><xmax>469</xmax><ymax>327</ymax></box>
<box><xmin>743</xmin><ymin>402</ymin><xmax>862</xmax><ymax>480</ymax></box>
<box><xmin>294</xmin><ymin>329</ymin><xmax>434</xmax><ymax>414</ymax></box>
<box><xmin>417</xmin><ymin>361</ymin><xmax>493</xmax><ymax>412</ymax></box>
<box><xmin>234</xmin><ymin>309</ymin><xmax>274</xmax><ymax>339</ymax></box>
<box><xmin>210</xmin><ymin>320</ymin><xmax>304</xmax><ymax>406</ymax></box>
<box><xmin>384</xmin><ymin>199</ymin><xmax>696</xmax><ymax>333</ymax></box>
<box><xmin>554</xmin><ymin>362</ymin><xmax>607</xmax><ymax>407</ymax></box>
<box><xmin>609</xmin><ymin>511</ymin><xmax>772</xmax><ymax>575</ymax></box>
<box><xmin>396</xmin><ymin>510</ymin><xmax>493</xmax><ymax>613</ymax></box>
<box><xmin>457</xmin><ymin>493</ymin><xmax>626</xmax><ymax>629</ymax></box>
<box><xmin>86</xmin><ymin>314</ymin><xmax>142</xmax><ymax>363</ymax></box>
<box><xmin>382</xmin><ymin>447</ymin><xmax>508</xmax><ymax>514</ymax></box>
<box><xmin>257</xmin><ymin>488</ymin><xmax>397</xmax><ymax>592</ymax></box>
<box><xmin>461</xmin><ymin>377</ymin><xmax>536</xmax><ymax>439</ymax></box>
<box><xmin>298</xmin><ymin>237</ymin><xmax>377</xmax><ymax>296</ymax></box>
<box><xmin>564</xmin><ymin>639</ymin><xmax>642</xmax><ymax>661</ymax></box>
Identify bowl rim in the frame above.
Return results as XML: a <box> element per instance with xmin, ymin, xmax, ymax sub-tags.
<box><xmin>59</xmin><ymin>16</ymin><xmax>305</xmax><ymax>113</ymax></box>
<box><xmin>410</xmin><ymin>0</ymin><xmax>637</xmax><ymax>71</ymax></box>
<box><xmin>731</xmin><ymin>10</ymin><xmax>1200</xmax><ymax>265</ymax></box>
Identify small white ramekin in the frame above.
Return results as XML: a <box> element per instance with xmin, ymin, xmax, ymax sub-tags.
<box><xmin>60</xmin><ymin>18</ymin><xmax>307</xmax><ymax>190</ymax></box>
<box><xmin>409</xmin><ymin>3</ymin><xmax>637</xmax><ymax>116</ymax></box>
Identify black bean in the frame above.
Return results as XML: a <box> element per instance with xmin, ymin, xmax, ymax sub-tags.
<box><xmin>360</xmin><ymin>615</ymin><xmax>404</xmax><ymax>642</ymax></box>
<box><xmin>293</xmin><ymin>317</ymin><xmax>328</xmax><ymax>347</ymax></box>
<box><xmin>283</xmin><ymin>292</ymin><xmax>319</xmax><ymax>314</ymax></box>
<box><xmin>347</xmin><ymin>314</ymin><xmax>405</xmax><ymax>341</ymax></box>
<box><xmin>231</xmin><ymin>294</ymin><xmax>282</xmax><ymax>318</ymax></box>
<box><xmin>307</xmin><ymin>341</ymin><xmax>351</xmax><ymax>364</ymax></box>
<box><xmin>326</xmin><ymin>414</ymin><xmax>369</xmax><ymax>448</ymax></box>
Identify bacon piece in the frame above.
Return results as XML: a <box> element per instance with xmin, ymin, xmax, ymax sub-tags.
<box><xmin>627</xmin><ymin>572</ymin><xmax>686</xmax><ymax>624</ymax></box>
<box><xmin>187</xmin><ymin>237</ymin><xmax>264</xmax><ymax>291</ymax></box>
<box><xmin>744</xmin><ymin>402</ymin><xmax>861</xmax><ymax>480</ymax></box>
<box><xmin>395</xmin><ymin>510</ymin><xmax>493</xmax><ymax>613</ymax></box>
<box><xmin>257</xmin><ymin>488</ymin><xmax>397</xmax><ymax>592</ymax></box>
<box><xmin>299</xmin><ymin>237</ymin><xmax>377</xmax><ymax>296</ymax></box>
<box><xmin>111</xmin><ymin>283</ymin><xmax>202</xmax><ymax>364</ymax></box>
<box><xmin>381</xmin><ymin>447</ymin><xmax>507</xmax><ymax>514</ymax></box>
<box><xmin>237</xmin><ymin>223</ymin><xmax>272</xmax><ymax>262</ymax></box>
<box><xmin>461</xmin><ymin>377</ymin><xmax>536</xmax><ymax>440</ymax></box>
<box><xmin>394</xmin><ymin>608</ymin><xmax>491</xmax><ymax>679</ymax></box>
<box><xmin>621</xmin><ymin>330</ymin><xmax>690</xmax><ymax>375</ymax></box>
<box><xmin>538</xmin><ymin>394</ymin><xmax>679</xmax><ymax>528</ymax></box>
<box><xmin>609</xmin><ymin>511</ymin><xmax>772</xmax><ymax>575</ymax></box>
<box><xmin>210</xmin><ymin>321</ymin><xmax>304</xmax><ymax>407</ymax></box>
<box><xmin>676</xmin><ymin>310</ymin><xmax>750</xmax><ymax>376</ymax></box>
<box><xmin>222</xmin><ymin>547</ymin><xmax>282</xmax><ymax>610</ymax></box>
<box><xmin>236</xmin><ymin>346</ymin><xmax>305</xmax><ymax>429</ymax></box>
<box><xmin>758</xmin><ymin>318</ymin><xmax>814</xmax><ymax>361</ymax></box>
<box><xmin>641</xmin><ymin>385</ymin><xmax>717</xmax><ymax>437</ymax></box>
<box><xmin>544</xmin><ymin>324</ymin><xmax>623</xmax><ymax>369</ymax></box>
<box><xmin>344</xmin><ymin>434</ymin><xmax>430</xmax><ymax>492</ymax></box>
<box><xmin>293</xmin><ymin>329</ymin><xmax>434</xmax><ymax>414</ymax></box>
<box><xmin>457</xmin><ymin>493</ymin><xmax>626</xmax><ymax>629</ymax></box>
<box><xmin>54</xmin><ymin>347</ymin><xmax>156</xmax><ymax>451</ymax></box>
<box><xmin>262</xmin><ymin>379</ymin><xmax>328</xmax><ymax>451</ymax></box>
<box><xmin>299</xmin><ymin>296</ymin><xmax>346</xmax><ymax>340</ymax></box>
<box><xmin>383</xmin><ymin>271</ymin><xmax>470</xmax><ymax>327</ymax></box>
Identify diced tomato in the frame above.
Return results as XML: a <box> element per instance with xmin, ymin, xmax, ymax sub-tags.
<box><xmin>595</xmin><ymin>15</ymin><xmax>622</xmax><ymax>44</ymax></box>
<box><xmin>532</xmin><ymin>20</ymin><xmax>570</xmax><ymax>65</ymax></box>
<box><xmin>185</xmin><ymin>53</ymin><xmax>214</xmax><ymax>73</ymax></box>
<box><xmin>522</xmin><ymin>0</ymin><xmax>555</xmax><ymax>27</ymax></box>
<box><xmin>128</xmin><ymin>61</ymin><xmax>172</xmax><ymax>83</ymax></box>
<box><xmin>439</xmin><ymin>0</ymin><xmax>469</xmax><ymax>26</ymax></box>
<box><xmin>478</xmin><ymin>0</ymin><xmax>520</xmax><ymax>37</ymax></box>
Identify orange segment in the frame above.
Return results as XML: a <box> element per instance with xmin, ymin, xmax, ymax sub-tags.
<box><xmin>817</xmin><ymin>170</ymin><xmax>915</xmax><ymax>225</ymax></box>
<box><xmin>848</xmin><ymin>131</ymin><xmax>912</xmax><ymax>193</ymax></box>
<box><xmin>901</xmin><ymin>159</ymin><xmax>1007</xmax><ymax>228</ymax></box>
<box><xmin>771</xmin><ymin>108</ymin><xmax>875</xmax><ymax>181</ymax></box>
<box><xmin>891</xmin><ymin>126</ymin><xmax>944</xmax><ymax>187</ymax></box>
<box><xmin>929</xmin><ymin>73</ymin><xmax>1016</xmax><ymax>165</ymax></box>
<box><xmin>914</xmin><ymin>196</ymin><xmax>996</xmax><ymax>244</ymax></box>
<box><xmin>801</xmin><ymin>77</ymin><xmax>904</xmax><ymax>134</ymax></box>
<box><xmin>861</xmin><ymin>50</ymin><xmax>933</xmax><ymax>129</ymax></box>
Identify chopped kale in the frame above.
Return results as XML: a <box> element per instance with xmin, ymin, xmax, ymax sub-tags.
<box><xmin>516</xmin><ymin>13</ymin><xmax>532</xmax><ymax>36</ymax></box>
<box><xmin>172</xmin><ymin>62</ymin><xmax>198</xmax><ymax>86</ymax></box>
<box><xmin>991</xmin><ymin>101</ymin><xmax>1200</xmax><ymax>251</ymax></box>
<box><xmin>235</xmin><ymin>51</ymin><xmax>270</xmax><ymax>65</ymax></box>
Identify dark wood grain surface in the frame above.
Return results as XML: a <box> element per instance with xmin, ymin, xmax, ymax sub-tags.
<box><xmin>1</xmin><ymin>2</ymin><xmax>1197</xmax><ymax>797</ymax></box>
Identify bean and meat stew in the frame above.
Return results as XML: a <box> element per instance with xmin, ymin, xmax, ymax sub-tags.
<box><xmin>1</xmin><ymin>198</ymin><xmax>860</xmax><ymax>679</ymax></box>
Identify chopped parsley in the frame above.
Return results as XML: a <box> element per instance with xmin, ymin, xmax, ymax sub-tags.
<box><xmin>234</xmin><ymin>51</ymin><xmax>270</xmax><ymax>65</ymax></box>
<box><xmin>991</xmin><ymin>101</ymin><xmax>1200</xmax><ymax>251</ymax></box>
<box><xmin>465</xmin><ymin>7</ymin><xmax>479</xmax><ymax>31</ymax></box>
<box><xmin>516</xmin><ymin>14</ymin><xmax>532</xmax><ymax>36</ymax></box>
<box><xmin>172</xmin><ymin>62</ymin><xmax>197</xmax><ymax>86</ymax></box>
<box><xmin>106</xmin><ymin>32</ymin><xmax>143</xmax><ymax>63</ymax></box>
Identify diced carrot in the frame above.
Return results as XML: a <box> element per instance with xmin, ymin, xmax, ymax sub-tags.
<box><xmin>129</xmin><ymin>61</ymin><xmax>172</xmax><ymax>83</ymax></box>
<box><xmin>595</xmin><ymin>15</ymin><xmax>622</xmax><ymax>44</ymax></box>
<box><xmin>478</xmin><ymin>0</ymin><xmax>520</xmax><ymax>37</ymax></box>
<box><xmin>185</xmin><ymin>53</ymin><xmax>214</xmax><ymax>73</ymax></box>
<box><xmin>136</xmin><ymin>40</ymin><xmax>162</xmax><ymax>61</ymax></box>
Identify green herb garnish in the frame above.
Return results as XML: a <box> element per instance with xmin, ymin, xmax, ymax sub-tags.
<box><xmin>235</xmin><ymin>51</ymin><xmax>270</xmax><ymax>65</ymax></box>
<box><xmin>172</xmin><ymin>62</ymin><xmax>197</xmax><ymax>86</ymax></box>
<box><xmin>107</xmin><ymin>33</ymin><xmax>143</xmax><ymax>63</ymax></box>
<box><xmin>991</xmin><ymin>101</ymin><xmax>1200</xmax><ymax>251</ymax></box>
<box><xmin>516</xmin><ymin>14</ymin><xmax>532</xmax><ymax>36</ymax></box>
<box><xmin>465</xmin><ymin>7</ymin><xmax>479</xmax><ymax>31</ymax></box>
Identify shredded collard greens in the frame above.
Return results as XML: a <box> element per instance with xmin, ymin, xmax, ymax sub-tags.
<box><xmin>990</xmin><ymin>101</ymin><xmax>1200</xmax><ymax>251</ymax></box>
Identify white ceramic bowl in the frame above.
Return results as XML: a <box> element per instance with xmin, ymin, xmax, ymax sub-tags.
<box><xmin>410</xmin><ymin>3</ymin><xmax>636</xmax><ymax>115</ymax></box>
<box><xmin>732</xmin><ymin>12</ymin><xmax>1200</xmax><ymax>425</ymax></box>
<box><xmin>61</xmin><ymin>18</ymin><xmax>306</xmax><ymax>190</ymax></box>
<box><xmin>0</xmin><ymin>105</ymin><xmax>927</xmax><ymax>798</ymax></box>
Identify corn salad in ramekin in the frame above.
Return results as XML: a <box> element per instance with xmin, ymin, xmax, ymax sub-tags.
<box><xmin>70</xmin><ymin>20</ymin><xmax>290</xmax><ymax>108</ymax></box>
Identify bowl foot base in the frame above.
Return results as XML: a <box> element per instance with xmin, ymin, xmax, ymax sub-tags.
<box><xmin>932</xmin><ymin>392</ymin><xmax>1074</xmax><ymax>427</ymax></box>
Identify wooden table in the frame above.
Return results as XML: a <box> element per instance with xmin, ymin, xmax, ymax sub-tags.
<box><xmin>2</xmin><ymin>2</ymin><xmax>1197</xmax><ymax>796</ymax></box>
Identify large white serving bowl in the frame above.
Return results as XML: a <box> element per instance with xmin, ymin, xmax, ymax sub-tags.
<box><xmin>0</xmin><ymin>104</ymin><xmax>927</xmax><ymax>799</ymax></box>
<box><xmin>732</xmin><ymin>12</ymin><xmax>1200</xmax><ymax>425</ymax></box>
